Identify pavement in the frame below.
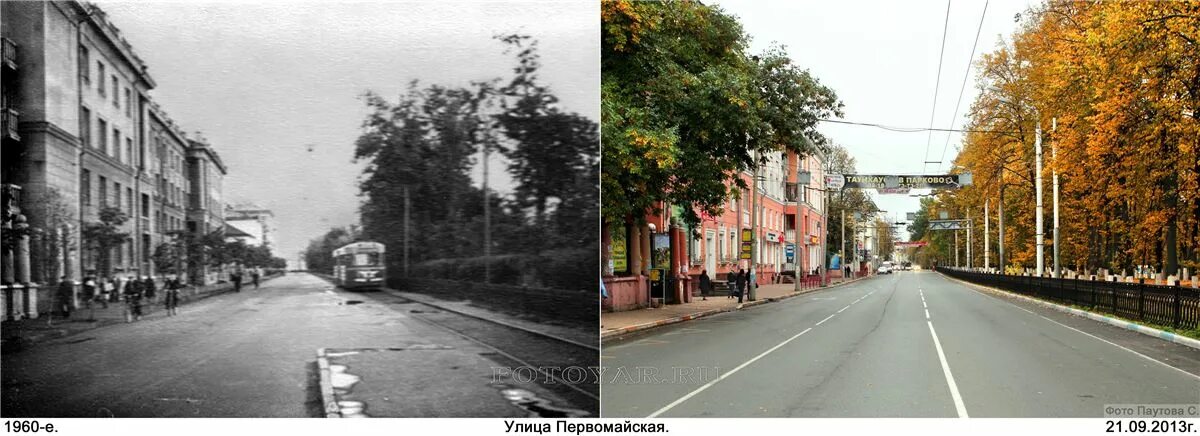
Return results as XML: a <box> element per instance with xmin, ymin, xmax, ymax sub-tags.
<box><xmin>600</xmin><ymin>270</ymin><xmax>1200</xmax><ymax>418</ymax></box>
<box><xmin>601</xmin><ymin>275</ymin><xmax>867</xmax><ymax>342</ymax></box>
<box><xmin>1</xmin><ymin>277</ymin><xmax>278</xmax><ymax>351</ymax></box>
<box><xmin>1</xmin><ymin>273</ymin><xmax>585</xmax><ymax>417</ymax></box>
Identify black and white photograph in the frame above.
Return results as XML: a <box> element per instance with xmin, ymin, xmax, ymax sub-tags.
<box><xmin>1</xmin><ymin>0</ymin><xmax>599</xmax><ymax>418</ymax></box>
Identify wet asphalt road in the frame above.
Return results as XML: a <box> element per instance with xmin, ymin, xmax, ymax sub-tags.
<box><xmin>600</xmin><ymin>271</ymin><xmax>1200</xmax><ymax>417</ymax></box>
<box><xmin>1</xmin><ymin>273</ymin><xmax>583</xmax><ymax>417</ymax></box>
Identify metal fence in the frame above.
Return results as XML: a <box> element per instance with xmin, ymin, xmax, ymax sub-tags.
<box><xmin>938</xmin><ymin>267</ymin><xmax>1200</xmax><ymax>330</ymax></box>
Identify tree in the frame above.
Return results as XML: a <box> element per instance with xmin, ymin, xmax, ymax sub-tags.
<box><xmin>601</xmin><ymin>0</ymin><xmax>842</xmax><ymax>229</ymax></box>
<box><xmin>304</xmin><ymin>226</ymin><xmax>359</xmax><ymax>275</ymax></box>
<box><xmin>949</xmin><ymin>1</ymin><xmax>1200</xmax><ymax>274</ymax></box>
<box><xmin>81</xmin><ymin>207</ymin><xmax>130</xmax><ymax>277</ymax></box>
<box><xmin>25</xmin><ymin>187</ymin><xmax>74</xmax><ymax>283</ymax></box>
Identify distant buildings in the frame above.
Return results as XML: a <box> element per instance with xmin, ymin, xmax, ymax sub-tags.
<box><xmin>1</xmin><ymin>1</ymin><xmax>232</xmax><ymax>319</ymax></box>
<box><xmin>224</xmin><ymin>203</ymin><xmax>274</xmax><ymax>248</ymax></box>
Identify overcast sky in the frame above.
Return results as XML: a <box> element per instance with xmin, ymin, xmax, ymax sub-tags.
<box><xmin>714</xmin><ymin>0</ymin><xmax>1034</xmax><ymax>240</ymax></box>
<box><xmin>98</xmin><ymin>0</ymin><xmax>599</xmax><ymax>264</ymax></box>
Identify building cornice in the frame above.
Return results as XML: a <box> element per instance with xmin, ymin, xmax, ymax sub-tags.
<box><xmin>17</xmin><ymin>121</ymin><xmax>81</xmax><ymax>147</ymax></box>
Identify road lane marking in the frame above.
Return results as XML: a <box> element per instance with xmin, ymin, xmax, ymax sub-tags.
<box><xmin>925</xmin><ymin>309</ymin><xmax>931</xmax><ymax>319</ymax></box>
<box><xmin>953</xmin><ymin>280</ymin><xmax>1200</xmax><ymax>382</ymax></box>
<box><xmin>815</xmin><ymin>314</ymin><xmax>836</xmax><ymax>326</ymax></box>
<box><xmin>837</xmin><ymin>305</ymin><xmax>850</xmax><ymax>313</ymax></box>
<box><xmin>646</xmin><ymin>327</ymin><xmax>814</xmax><ymax>418</ymax></box>
<box><xmin>922</xmin><ymin>300</ymin><xmax>927</xmax><ymax>309</ymax></box>
<box><xmin>927</xmin><ymin>321</ymin><xmax>969</xmax><ymax>418</ymax></box>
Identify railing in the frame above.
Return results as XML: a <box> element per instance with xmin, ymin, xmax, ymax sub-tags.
<box><xmin>937</xmin><ymin>267</ymin><xmax>1200</xmax><ymax>330</ymax></box>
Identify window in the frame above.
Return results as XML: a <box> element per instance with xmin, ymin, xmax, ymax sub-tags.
<box><xmin>126</xmin><ymin>138</ymin><xmax>133</xmax><ymax>167</ymax></box>
<box><xmin>124</xmin><ymin>88</ymin><xmax>132</xmax><ymax>117</ymax></box>
<box><xmin>112</xmin><ymin>128</ymin><xmax>120</xmax><ymax>159</ymax></box>
<box><xmin>79</xmin><ymin>46</ymin><xmax>90</xmax><ymax>84</ymax></box>
<box><xmin>111</xmin><ymin>76</ymin><xmax>119</xmax><ymax>107</ymax></box>
<box><xmin>81</xmin><ymin>170</ymin><xmax>91</xmax><ymax>206</ymax></box>
<box><xmin>79</xmin><ymin>106</ymin><xmax>91</xmax><ymax>147</ymax></box>
<box><xmin>97</xmin><ymin>62</ymin><xmax>106</xmax><ymax>96</ymax></box>
<box><xmin>114</xmin><ymin>182</ymin><xmax>121</xmax><ymax>209</ymax></box>
<box><xmin>97</xmin><ymin>118</ymin><xmax>107</xmax><ymax>154</ymax></box>
<box><xmin>127</xmin><ymin>187</ymin><xmax>133</xmax><ymax>214</ymax></box>
<box><xmin>98</xmin><ymin>176</ymin><xmax>108</xmax><ymax>207</ymax></box>
<box><xmin>353</xmin><ymin>253</ymin><xmax>380</xmax><ymax>266</ymax></box>
<box><xmin>142</xmin><ymin>193</ymin><xmax>149</xmax><ymax>217</ymax></box>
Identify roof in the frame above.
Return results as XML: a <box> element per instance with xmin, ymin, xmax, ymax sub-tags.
<box><xmin>223</xmin><ymin>223</ymin><xmax>254</xmax><ymax>238</ymax></box>
<box><xmin>333</xmin><ymin>241</ymin><xmax>386</xmax><ymax>256</ymax></box>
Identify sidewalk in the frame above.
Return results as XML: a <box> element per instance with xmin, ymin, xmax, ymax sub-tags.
<box><xmin>0</xmin><ymin>275</ymin><xmax>282</xmax><ymax>352</ymax></box>
<box><xmin>601</xmin><ymin>275</ymin><xmax>869</xmax><ymax>342</ymax></box>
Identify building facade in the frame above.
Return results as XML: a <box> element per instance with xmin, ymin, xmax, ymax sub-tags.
<box><xmin>1</xmin><ymin>1</ymin><xmax>229</xmax><ymax>318</ymax></box>
<box><xmin>602</xmin><ymin>150</ymin><xmax>830</xmax><ymax>312</ymax></box>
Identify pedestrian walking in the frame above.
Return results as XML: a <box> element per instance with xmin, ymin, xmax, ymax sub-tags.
<box><xmin>729</xmin><ymin>266</ymin><xmax>739</xmax><ymax>303</ymax></box>
<box><xmin>81</xmin><ymin>274</ymin><xmax>98</xmax><ymax>320</ymax></box>
<box><xmin>143</xmin><ymin>276</ymin><xmax>157</xmax><ymax>304</ymax></box>
<box><xmin>100</xmin><ymin>275</ymin><xmax>114</xmax><ymax>307</ymax></box>
<box><xmin>232</xmin><ymin>270</ymin><xmax>243</xmax><ymax>292</ymax></box>
<box><xmin>123</xmin><ymin>276</ymin><xmax>144</xmax><ymax>322</ymax></box>
<box><xmin>56</xmin><ymin>276</ymin><xmax>73</xmax><ymax>319</ymax></box>
<box><xmin>698</xmin><ymin>269</ymin><xmax>711</xmax><ymax>301</ymax></box>
<box><xmin>252</xmin><ymin>268</ymin><xmax>260</xmax><ymax>289</ymax></box>
<box><xmin>726</xmin><ymin>271</ymin><xmax>736</xmax><ymax>299</ymax></box>
<box><xmin>164</xmin><ymin>275</ymin><xmax>182</xmax><ymax>316</ymax></box>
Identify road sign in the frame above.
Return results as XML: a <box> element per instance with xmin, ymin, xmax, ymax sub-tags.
<box><xmin>740</xmin><ymin>242</ymin><xmax>753</xmax><ymax>259</ymax></box>
<box><xmin>741</xmin><ymin>228</ymin><xmax>753</xmax><ymax>242</ymax></box>
<box><xmin>785</xmin><ymin>243</ymin><xmax>795</xmax><ymax>254</ymax></box>
<box><xmin>842</xmin><ymin>174</ymin><xmax>972</xmax><ymax>189</ymax></box>
<box><xmin>928</xmin><ymin>219</ymin><xmax>968</xmax><ymax>230</ymax></box>
<box><xmin>825</xmin><ymin>174</ymin><xmax>845</xmax><ymax>190</ymax></box>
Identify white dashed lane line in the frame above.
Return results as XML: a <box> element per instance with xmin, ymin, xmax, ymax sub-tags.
<box><xmin>646</xmin><ymin>286</ymin><xmax>878</xmax><ymax>417</ymax></box>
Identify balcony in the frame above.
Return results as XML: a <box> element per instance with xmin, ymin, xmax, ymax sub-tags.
<box><xmin>2</xmin><ymin>37</ymin><xmax>16</xmax><ymax>71</ymax></box>
<box><xmin>2</xmin><ymin>107</ymin><xmax>18</xmax><ymax>141</ymax></box>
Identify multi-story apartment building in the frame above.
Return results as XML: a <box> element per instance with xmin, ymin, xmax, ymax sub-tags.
<box><xmin>185</xmin><ymin>135</ymin><xmax>226</xmax><ymax>285</ymax></box>
<box><xmin>0</xmin><ymin>1</ymin><xmax>230</xmax><ymax>316</ymax></box>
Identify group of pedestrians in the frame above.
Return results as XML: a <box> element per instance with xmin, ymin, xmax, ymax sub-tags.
<box><xmin>229</xmin><ymin>267</ymin><xmax>261</xmax><ymax>293</ymax></box>
<box><xmin>694</xmin><ymin>268</ymin><xmax>757</xmax><ymax>304</ymax></box>
<box><xmin>63</xmin><ymin>273</ymin><xmax>186</xmax><ymax>322</ymax></box>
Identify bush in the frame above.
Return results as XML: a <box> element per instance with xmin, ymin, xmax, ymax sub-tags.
<box><xmin>404</xmin><ymin>249</ymin><xmax>595</xmax><ymax>291</ymax></box>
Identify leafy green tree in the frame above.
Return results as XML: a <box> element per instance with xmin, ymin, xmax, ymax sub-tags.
<box><xmin>81</xmin><ymin>207</ymin><xmax>130</xmax><ymax>277</ymax></box>
<box><xmin>601</xmin><ymin>0</ymin><xmax>842</xmax><ymax>228</ymax></box>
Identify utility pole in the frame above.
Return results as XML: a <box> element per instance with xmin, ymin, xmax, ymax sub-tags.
<box><xmin>1052</xmin><ymin>117</ymin><xmax>1060</xmax><ymax>278</ymax></box>
<box><xmin>749</xmin><ymin>153</ymin><xmax>759</xmax><ymax>301</ymax></box>
<box><xmin>966</xmin><ymin>210</ymin><xmax>972</xmax><ymax>270</ymax></box>
<box><xmin>954</xmin><ymin>227</ymin><xmax>959</xmax><ymax>268</ymax></box>
<box><xmin>840</xmin><ymin>208</ymin><xmax>846</xmax><ymax>280</ymax></box>
<box><xmin>984</xmin><ymin>199</ymin><xmax>990</xmax><ymax>271</ymax></box>
<box><xmin>820</xmin><ymin>179</ymin><xmax>828</xmax><ymax>286</ymax></box>
<box><xmin>403</xmin><ymin>185</ymin><xmax>410</xmax><ymax>277</ymax></box>
<box><xmin>1035</xmin><ymin>114</ymin><xmax>1045</xmax><ymax>276</ymax></box>
<box><xmin>793</xmin><ymin>160</ymin><xmax>802</xmax><ymax>293</ymax></box>
<box><xmin>483</xmin><ymin>138</ymin><xmax>491</xmax><ymax>284</ymax></box>
<box><xmin>998</xmin><ymin>186</ymin><xmax>1005</xmax><ymax>273</ymax></box>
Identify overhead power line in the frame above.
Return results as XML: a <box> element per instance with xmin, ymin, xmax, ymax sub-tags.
<box><xmin>921</xmin><ymin>0</ymin><xmax>953</xmax><ymax>174</ymax></box>
<box><xmin>818</xmin><ymin>118</ymin><xmax>1017</xmax><ymax>134</ymax></box>
<box><xmin>935</xmin><ymin>0</ymin><xmax>989</xmax><ymax>171</ymax></box>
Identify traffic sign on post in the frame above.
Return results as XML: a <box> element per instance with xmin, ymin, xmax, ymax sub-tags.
<box><xmin>824</xmin><ymin>174</ymin><xmax>845</xmax><ymax>190</ymax></box>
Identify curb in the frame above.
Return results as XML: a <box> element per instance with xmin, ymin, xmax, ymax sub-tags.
<box><xmin>941</xmin><ymin>274</ymin><xmax>1200</xmax><ymax>351</ymax></box>
<box><xmin>600</xmin><ymin>275</ymin><xmax>872</xmax><ymax>343</ymax></box>
<box><xmin>316</xmin><ymin>347</ymin><xmax>341</xmax><ymax>418</ymax></box>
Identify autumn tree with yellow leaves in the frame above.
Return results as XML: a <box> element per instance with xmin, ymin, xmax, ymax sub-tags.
<box><xmin>941</xmin><ymin>0</ymin><xmax>1200</xmax><ymax>275</ymax></box>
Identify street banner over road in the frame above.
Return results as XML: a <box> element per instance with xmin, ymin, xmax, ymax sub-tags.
<box><xmin>841</xmin><ymin>174</ymin><xmax>972</xmax><ymax>189</ymax></box>
<box><xmin>928</xmin><ymin>219</ymin><xmax>969</xmax><ymax>230</ymax></box>
<box><xmin>894</xmin><ymin>241</ymin><xmax>929</xmax><ymax>247</ymax></box>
